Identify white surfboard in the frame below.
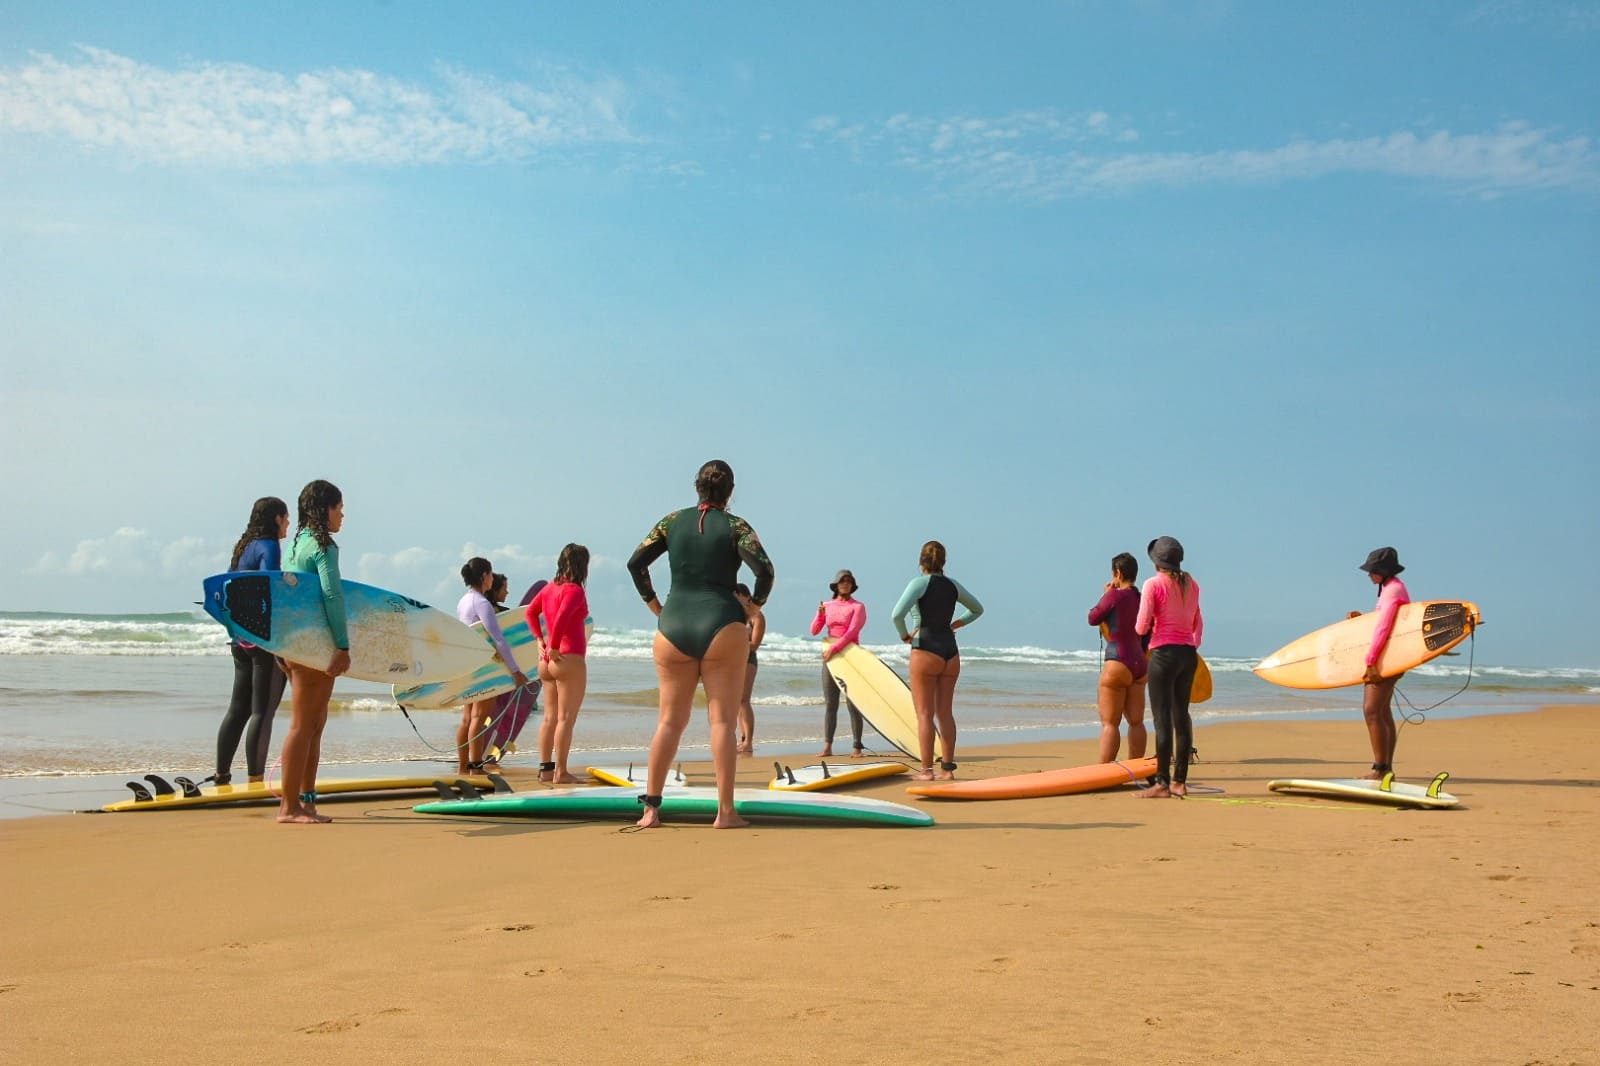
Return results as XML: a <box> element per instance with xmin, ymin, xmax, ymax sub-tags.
<box><xmin>394</xmin><ymin>611</ymin><xmax>597</xmax><ymax>710</ymax></box>
<box><xmin>202</xmin><ymin>570</ymin><xmax>493</xmax><ymax>683</ymax></box>
<box><xmin>768</xmin><ymin>761</ymin><xmax>909</xmax><ymax>792</ymax></box>
<box><xmin>1266</xmin><ymin>771</ymin><xmax>1458</xmax><ymax>809</ymax></box>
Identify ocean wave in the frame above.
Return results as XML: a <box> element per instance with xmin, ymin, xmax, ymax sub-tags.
<box><xmin>0</xmin><ymin>614</ymin><xmax>229</xmax><ymax>656</ymax></box>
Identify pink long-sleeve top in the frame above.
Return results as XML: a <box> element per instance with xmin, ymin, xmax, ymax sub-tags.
<box><xmin>1135</xmin><ymin>573</ymin><xmax>1203</xmax><ymax>650</ymax></box>
<box><xmin>811</xmin><ymin>597</ymin><xmax>866</xmax><ymax>652</ymax></box>
<box><xmin>526</xmin><ymin>580</ymin><xmax>590</xmax><ymax>658</ymax></box>
<box><xmin>1364</xmin><ymin>577</ymin><xmax>1411</xmax><ymax>666</ymax></box>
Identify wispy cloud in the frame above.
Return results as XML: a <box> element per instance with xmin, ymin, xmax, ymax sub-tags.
<box><xmin>804</xmin><ymin>111</ymin><xmax>1599</xmax><ymax>200</ymax></box>
<box><xmin>0</xmin><ymin>46</ymin><xmax>639</xmax><ymax>166</ymax></box>
<box><xmin>1464</xmin><ymin>0</ymin><xmax>1600</xmax><ymax>32</ymax></box>
<box><xmin>27</xmin><ymin>529</ymin><xmax>224</xmax><ymax>577</ymax></box>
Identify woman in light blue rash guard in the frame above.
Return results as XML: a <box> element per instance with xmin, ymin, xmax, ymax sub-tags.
<box><xmin>891</xmin><ymin>540</ymin><xmax>983</xmax><ymax>782</ymax></box>
<box><xmin>277</xmin><ymin>480</ymin><xmax>350</xmax><ymax>825</ymax></box>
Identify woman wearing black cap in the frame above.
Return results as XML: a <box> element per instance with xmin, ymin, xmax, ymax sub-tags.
<box><xmin>811</xmin><ymin>569</ymin><xmax>867</xmax><ymax>757</ymax></box>
<box><xmin>1134</xmin><ymin>536</ymin><xmax>1203</xmax><ymax>798</ymax></box>
<box><xmin>1353</xmin><ymin>547</ymin><xmax>1411</xmax><ymax>779</ymax></box>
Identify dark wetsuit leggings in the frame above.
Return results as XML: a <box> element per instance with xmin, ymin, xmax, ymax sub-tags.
<box><xmin>1147</xmin><ymin>644</ymin><xmax>1198</xmax><ymax>786</ymax></box>
<box><xmin>822</xmin><ymin>667</ymin><xmax>865</xmax><ymax>748</ymax></box>
<box><xmin>218</xmin><ymin>643</ymin><xmax>287</xmax><ymax>778</ymax></box>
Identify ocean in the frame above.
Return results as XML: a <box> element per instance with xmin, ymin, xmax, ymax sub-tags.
<box><xmin>2</xmin><ymin>609</ymin><xmax>1595</xmax><ymax>818</ymax></box>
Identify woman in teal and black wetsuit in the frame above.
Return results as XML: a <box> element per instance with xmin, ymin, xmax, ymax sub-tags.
<box><xmin>278</xmin><ymin>479</ymin><xmax>350</xmax><ymax>824</ymax></box>
<box><xmin>626</xmin><ymin>460</ymin><xmax>774</xmax><ymax>829</ymax></box>
<box><xmin>891</xmin><ymin>540</ymin><xmax>983</xmax><ymax>782</ymax></box>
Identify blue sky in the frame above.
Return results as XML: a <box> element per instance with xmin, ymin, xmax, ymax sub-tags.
<box><xmin>2</xmin><ymin>1</ymin><xmax>1596</xmax><ymax>666</ymax></box>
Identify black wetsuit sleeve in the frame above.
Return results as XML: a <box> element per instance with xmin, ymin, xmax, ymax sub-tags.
<box><xmin>730</xmin><ymin>516</ymin><xmax>775</xmax><ymax>605</ymax></box>
<box><xmin>626</xmin><ymin>514</ymin><xmax>672</xmax><ymax>602</ymax></box>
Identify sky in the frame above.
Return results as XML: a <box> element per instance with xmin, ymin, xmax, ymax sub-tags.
<box><xmin>1</xmin><ymin>1</ymin><xmax>1596</xmax><ymax>666</ymax></box>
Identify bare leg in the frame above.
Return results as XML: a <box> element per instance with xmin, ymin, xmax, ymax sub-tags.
<box><xmin>933</xmin><ymin>655</ymin><xmax>960</xmax><ymax>778</ymax></box>
<box><xmin>1124</xmin><ymin>676</ymin><xmax>1148</xmax><ymax>760</ymax></box>
<box><xmin>278</xmin><ymin>663</ymin><xmax>333</xmax><ymax>824</ymax></box>
<box><xmin>737</xmin><ymin>660</ymin><xmax>757</xmax><ymax>754</ymax></box>
<box><xmin>637</xmin><ymin>634</ymin><xmax>699</xmax><ymax>829</ymax></box>
<box><xmin>538</xmin><ymin>657</ymin><xmax>560</xmax><ymax>782</ymax></box>
<box><xmin>1361</xmin><ymin>676</ymin><xmax>1399</xmax><ymax>778</ymax></box>
<box><xmin>908</xmin><ymin>649</ymin><xmax>941</xmax><ymax>779</ymax></box>
<box><xmin>456</xmin><ymin>702</ymin><xmax>475</xmax><ymax>775</ymax></box>
<box><xmin>1097</xmin><ymin>661</ymin><xmax>1133</xmax><ymax>763</ymax></box>
<box><xmin>699</xmin><ymin>624</ymin><xmax>751</xmax><ymax>828</ymax></box>
<box><xmin>549</xmin><ymin>655</ymin><xmax>587</xmax><ymax>783</ymax></box>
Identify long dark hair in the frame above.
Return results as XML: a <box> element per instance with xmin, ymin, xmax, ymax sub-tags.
<box><xmin>555</xmin><ymin>543</ymin><xmax>590</xmax><ymax>586</ymax></box>
<box><xmin>296</xmin><ymin>480</ymin><xmax>342</xmax><ymax>550</ymax></box>
<box><xmin>694</xmin><ymin>459</ymin><xmax>734</xmax><ymax>507</ymax></box>
<box><xmin>230</xmin><ymin>496</ymin><xmax>288</xmax><ymax>569</ymax></box>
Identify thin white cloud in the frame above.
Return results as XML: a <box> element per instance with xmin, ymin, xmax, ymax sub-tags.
<box><xmin>0</xmin><ymin>46</ymin><xmax>638</xmax><ymax>166</ymax></box>
<box><xmin>808</xmin><ymin>111</ymin><xmax>1599</xmax><ymax>200</ymax></box>
<box><xmin>27</xmin><ymin>528</ymin><xmax>225</xmax><ymax>577</ymax></box>
<box><xmin>1464</xmin><ymin>0</ymin><xmax>1600</xmax><ymax>31</ymax></box>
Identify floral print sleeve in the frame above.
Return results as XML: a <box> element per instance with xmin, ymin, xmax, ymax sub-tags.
<box><xmin>626</xmin><ymin>513</ymin><xmax>674</xmax><ymax>602</ymax></box>
<box><xmin>729</xmin><ymin>514</ymin><xmax>775</xmax><ymax>605</ymax></box>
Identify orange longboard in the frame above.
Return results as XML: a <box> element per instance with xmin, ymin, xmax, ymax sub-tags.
<box><xmin>1254</xmin><ymin>600</ymin><xmax>1481</xmax><ymax>690</ymax></box>
<box><xmin>907</xmin><ymin>756</ymin><xmax>1158</xmax><ymax>800</ymax></box>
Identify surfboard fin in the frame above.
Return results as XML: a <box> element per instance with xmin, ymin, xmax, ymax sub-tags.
<box><xmin>124</xmin><ymin>781</ymin><xmax>153</xmax><ymax>803</ymax></box>
<box><xmin>452</xmin><ymin>779</ymin><xmax>482</xmax><ymax>801</ymax></box>
<box><xmin>1378</xmin><ymin>771</ymin><xmax>1396</xmax><ymax>792</ymax></box>
<box><xmin>1426</xmin><ymin>771</ymin><xmax>1450</xmax><ymax>798</ymax></box>
<box><xmin>430</xmin><ymin>780</ymin><xmax>456</xmax><ymax>802</ymax></box>
<box><xmin>820</xmin><ymin>761</ymin><xmax>832</xmax><ymax>779</ymax></box>
<box><xmin>144</xmin><ymin>774</ymin><xmax>176</xmax><ymax>797</ymax></box>
<box><xmin>173</xmin><ymin>776</ymin><xmax>204</xmax><ymax>799</ymax></box>
<box><xmin>487</xmin><ymin>772</ymin><xmax>514</xmax><ymax>794</ymax></box>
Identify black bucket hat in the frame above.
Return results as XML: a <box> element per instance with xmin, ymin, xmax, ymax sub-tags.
<box><xmin>828</xmin><ymin>569</ymin><xmax>858</xmax><ymax>594</ymax></box>
<box><xmin>1147</xmin><ymin>536</ymin><xmax>1184</xmax><ymax>571</ymax></box>
<box><xmin>1359</xmin><ymin>547</ymin><xmax>1404</xmax><ymax>577</ymax></box>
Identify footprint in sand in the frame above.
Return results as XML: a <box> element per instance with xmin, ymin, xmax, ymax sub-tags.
<box><xmin>500</xmin><ymin>923</ymin><xmax>537</xmax><ymax>932</ymax></box>
<box><xmin>299</xmin><ymin>1018</ymin><xmax>360</xmax><ymax>1035</ymax></box>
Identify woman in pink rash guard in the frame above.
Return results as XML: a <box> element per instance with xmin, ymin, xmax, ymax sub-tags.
<box><xmin>811</xmin><ymin>569</ymin><xmax>867</xmax><ymax>757</ymax></box>
<box><xmin>1353</xmin><ymin>546</ymin><xmax>1411</xmax><ymax>779</ymax></box>
<box><xmin>526</xmin><ymin>544</ymin><xmax>591</xmax><ymax>784</ymax></box>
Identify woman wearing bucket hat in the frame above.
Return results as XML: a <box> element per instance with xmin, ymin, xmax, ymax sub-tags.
<box><xmin>1134</xmin><ymin>536</ymin><xmax>1203</xmax><ymax>798</ymax></box>
<box><xmin>811</xmin><ymin>569</ymin><xmax>867</xmax><ymax>757</ymax></box>
<box><xmin>1353</xmin><ymin>547</ymin><xmax>1411</xmax><ymax>779</ymax></box>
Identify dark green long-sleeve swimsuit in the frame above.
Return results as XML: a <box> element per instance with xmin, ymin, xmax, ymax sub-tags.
<box><xmin>627</xmin><ymin>507</ymin><xmax>774</xmax><ymax>658</ymax></box>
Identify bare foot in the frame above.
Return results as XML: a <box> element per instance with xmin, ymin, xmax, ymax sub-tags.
<box><xmin>1134</xmin><ymin>784</ymin><xmax>1170</xmax><ymax>798</ymax></box>
<box><xmin>713</xmin><ymin>812</ymin><xmax>750</xmax><ymax>829</ymax></box>
<box><xmin>934</xmin><ymin>768</ymin><xmax>956</xmax><ymax>781</ymax></box>
<box><xmin>1358</xmin><ymin>770</ymin><xmax>1384</xmax><ymax>780</ymax></box>
<box><xmin>852</xmin><ymin>748</ymin><xmax>866</xmax><ymax>760</ymax></box>
<box><xmin>634</xmin><ymin>807</ymin><xmax>662</xmax><ymax>829</ymax></box>
<box><xmin>736</xmin><ymin>745</ymin><xmax>754</xmax><ymax>755</ymax></box>
<box><xmin>552</xmin><ymin>773</ymin><xmax>583</xmax><ymax>785</ymax></box>
<box><xmin>538</xmin><ymin>770</ymin><xmax>554</xmax><ymax>784</ymax></box>
<box><xmin>1170</xmin><ymin>783</ymin><xmax>1188</xmax><ymax>798</ymax></box>
<box><xmin>277</xmin><ymin>809</ymin><xmax>322</xmax><ymax>824</ymax></box>
<box><xmin>818</xmin><ymin>747</ymin><xmax>834</xmax><ymax>758</ymax></box>
<box><xmin>909</xmin><ymin>768</ymin><xmax>935</xmax><ymax>782</ymax></box>
<box><xmin>480</xmin><ymin>762</ymin><xmax>500</xmax><ymax>775</ymax></box>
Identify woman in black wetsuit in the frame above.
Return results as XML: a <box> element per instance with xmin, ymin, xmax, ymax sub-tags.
<box><xmin>890</xmin><ymin>540</ymin><xmax>984</xmax><ymax>781</ymax></box>
<box><xmin>626</xmin><ymin>460</ymin><xmax>774</xmax><ymax>828</ymax></box>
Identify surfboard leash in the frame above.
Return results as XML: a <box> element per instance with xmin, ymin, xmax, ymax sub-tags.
<box><xmin>1393</xmin><ymin>630</ymin><xmax>1478</xmax><ymax>730</ymax></box>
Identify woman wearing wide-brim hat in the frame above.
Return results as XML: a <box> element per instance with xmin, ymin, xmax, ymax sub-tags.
<box><xmin>1133</xmin><ymin>536</ymin><xmax>1203</xmax><ymax>798</ymax></box>
<box><xmin>811</xmin><ymin>569</ymin><xmax>867</xmax><ymax>757</ymax></box>
<box><xmin>1352</xmin><ymin>547</ymin><xmax>1411</xmax><ymax>779</ymax></box>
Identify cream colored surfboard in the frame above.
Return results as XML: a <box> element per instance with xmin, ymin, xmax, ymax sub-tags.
<box><xmin>1254</xmin><ymin>601</ymin><xmax>1481</xmax><ymax>690</ymax></box>
<box><xmin>1266</xmin><ymin>772</ymin><xmax>1459</xmax><ymax>809</ymax></box>
<box><xmin>768</xmin><ymin>760</ymin><xmax>908</xmax><ymax>792</ymax></box>
<box><xmin>822</xmin><ymin>642</ymin><xmax>919</xmax><ymax>758</ymax></box>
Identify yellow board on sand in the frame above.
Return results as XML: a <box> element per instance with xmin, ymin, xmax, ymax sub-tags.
<box><xmin>102</xmin><ymin>775</ymin><xmax>495</xmax><ymax>812</ymax></box>
<box><xmin>1254</xmin><ymin>601</ymin><xmax>1481</xmax><ymax>690</ymax></box>
<box><xmin>768</xmin><ymin>760</ymin><xmax>909</xmax><ymax>792</ymax></box>
<box><xmin>822</xmin><ymin>642</ymin><xmax>919</xmax><ymax>758</ymax></box>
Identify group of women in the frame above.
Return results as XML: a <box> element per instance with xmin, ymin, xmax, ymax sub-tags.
<box><xmin>219</xmin><ymin>459</ymin><xmax>1401</xmax><ymax>828</ymax></box>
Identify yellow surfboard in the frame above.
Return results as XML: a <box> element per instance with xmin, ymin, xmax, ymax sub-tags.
<box><xmin>102</xmin><ymin>774</ymin><xmax>496</xmax><ymax>812</ymax></box>
<box><xmin>1255</xmin><ymin>601</ymin><xmax>1481</xmax><ymax>690</ymax></box>
<box><xmin>822</xmin><ymin>642</ymin><xmax>919</xmax><ymax>758</ymax></box>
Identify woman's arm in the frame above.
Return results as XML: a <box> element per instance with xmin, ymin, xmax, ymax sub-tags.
<box><xmin>313</xmin><ymin>543</ymin><xmax>349</xmax><ymax>651</ymax></box>
<box><xmin>1087</xmin><ymin>587</ymin><xmax>1119</xmax><ymax>627</ymax></box>
<box><xmin>626</xmin><ymin>516</ymin><xmax>672</xmax><ymax>607</ymax></box>
<box><xmin>1134</xmin><ymin>577</ymin><xmax>1158</xmax><ymax>637</ymax></box>
<box><xmin>950</xmin><ymin>578</ymin><xmax>984</xmax><ymax>628</ymax></box>
<box><xmin>731</xmin><ymin>516</ymin><xmax>775</xmax><ymax>605</ymax></box>
<box><xmin>890</xmin><ymin>576</ymin><xmax>927</xmax><ymax>640</ymax></box>
<box><xmin>749</xmin><ymin>608</ymin><xmax>766</xmax><ymax>652</ymax></box>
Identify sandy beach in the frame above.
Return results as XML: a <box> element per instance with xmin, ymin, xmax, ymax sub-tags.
<box><xmin>2</xmin><ymin>704</ymin><xmax>1596</xmax><ymax>1065</ymax></box>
